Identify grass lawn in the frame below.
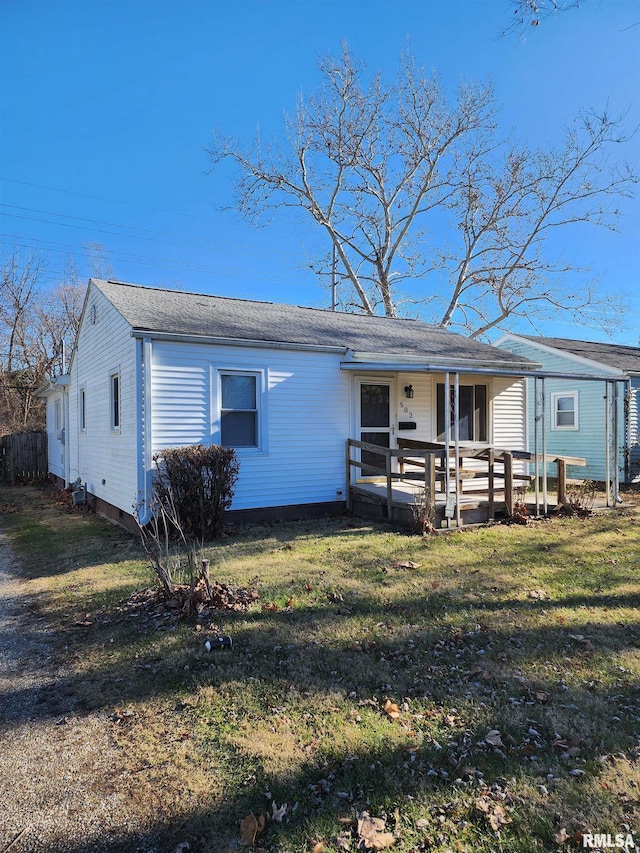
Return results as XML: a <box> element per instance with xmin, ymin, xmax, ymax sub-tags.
<box><xmin>1</xmin><ymin>484</ymin><xmax>639</xmax><ymax>852</ymax></box>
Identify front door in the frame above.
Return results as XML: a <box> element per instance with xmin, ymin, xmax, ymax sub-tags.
<box><xmin>359</xmin><ymin>381</ymin><xmax>392</xmax><ymax>477</ymax></box>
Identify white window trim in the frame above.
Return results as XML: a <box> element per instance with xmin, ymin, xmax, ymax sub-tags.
<box><xmin>551</xmin><ymin>390</ymin><xmax>579</xmax><ymax>431</ymax></box>
<box><xmin>213</xmin><ymin>366</ymin><xmax>268</xmax><ymax>455</ymax></box>
<box><xmin>109</xmin><ymin>369</ymin><xmax>121</xmax><ymax>433</ymax></box>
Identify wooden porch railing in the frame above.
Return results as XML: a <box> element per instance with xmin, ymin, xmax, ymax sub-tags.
<box><xmin>346</xmin><ymin>438</ymin><xmax>584</xmax><ymax>524</ymax></box>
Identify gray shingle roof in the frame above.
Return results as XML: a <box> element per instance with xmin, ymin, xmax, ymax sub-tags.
<box><xmin>94</xmin><ymin>279</ymin><xmax>537</xmax><ymax>369</ymax></box>
<box><xmin>522</xmin><ymin>335</ymin><xmax>640</xmax><ymax>374</ymax></box>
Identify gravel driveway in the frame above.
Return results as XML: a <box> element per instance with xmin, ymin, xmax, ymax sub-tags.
<box><xmin>0</xmin><ymin>525</ymin><xmax>155</xmax><ymax>853</ymax></box>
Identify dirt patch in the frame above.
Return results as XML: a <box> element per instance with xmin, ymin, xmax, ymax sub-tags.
<box><xmin>0</xmin><ymin>525</ymin><xmax>159</xmax><ymax>852</ymax></box>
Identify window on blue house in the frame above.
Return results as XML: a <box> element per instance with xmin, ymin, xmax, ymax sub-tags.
<box><xmin>552</xmin><ymin>391</ymin><xmax>578</xmax><ymax>430</ymax></box>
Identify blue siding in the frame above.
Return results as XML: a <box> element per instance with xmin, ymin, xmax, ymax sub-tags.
<box><xmin>496</xmin><ymin>337</ymin><xmax>628</xmax><ymax>482</ymax></box>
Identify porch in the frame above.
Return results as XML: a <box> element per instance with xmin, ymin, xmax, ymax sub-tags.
<box><xmin>346</xmin><ymin>438</ymin><xmax>589</xmax><ymax>529</ymax></box>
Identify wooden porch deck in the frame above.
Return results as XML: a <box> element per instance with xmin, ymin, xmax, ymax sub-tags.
<box><xmin>346</xmin><ymin>438</ymin><xmax>593</xmax><ymax>529</ymax></box>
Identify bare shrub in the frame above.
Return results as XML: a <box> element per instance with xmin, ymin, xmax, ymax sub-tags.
<box><xmin>153</xmin><ymin>444</ymin><xmax>239</xmax><ymax>540</ymax></box>
<box><xmin>564</xmin><ymin>479</ymin><xmax>597</xmax><ymax>517</ymax></box>
<box><xmin>411</xmin><ymin>484</ymin><xmax>435</xmax><ymax>536</ymax></box>
<box><xmin>135</xmin><ymin>444</ymin><xmax>239</xmax><ymax>599</ymax></box>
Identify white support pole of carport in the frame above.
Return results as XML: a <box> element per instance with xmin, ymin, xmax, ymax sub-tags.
<box><xmin>605</xmin><ymin>381</ymin><xmax>611</xmax><ymax>507</ymax></box>
<box><xmin>533</xmin><ymin>377</ymin><xmax>540</xmax><ymax>516</ymax></box>
<box><xmin>444</xmin><ymin>370</ymin><xmax>451</xmax><ymax>503</ymax></box>
<box><xmin>454</xmin><ymin>371</ymin><xmax>461</xmax><ymax>528</ymax></box>
<box><xmin>612</xmin><ymin>382</ymin><xmax>621</xmax><ymax>506</ymax></box>
<box><xmin>541</xmin><ymin>377</ymin><xmax>548</xmax><ymax>514</ymax></box>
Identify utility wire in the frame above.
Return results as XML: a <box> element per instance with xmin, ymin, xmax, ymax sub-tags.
<box><xmin>0</xmin><ymin>202</ymin><xmax>293</xmax><ymax>260</ymax></box>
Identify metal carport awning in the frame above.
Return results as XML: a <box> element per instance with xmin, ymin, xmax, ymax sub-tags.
<box><xmin>341</xmin><ymin>360</ymin><xmax>628</xmax><ymax>519</ymax></box>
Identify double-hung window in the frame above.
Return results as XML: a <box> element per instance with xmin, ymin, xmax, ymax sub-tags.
<box><xmin>437</xmin><ymin>383</ymin><xmax>488</xmax><ymax>442</ymax></box>
<box><xmin>552</xmin><ymin>391</ymin><xmax>578</xmax><ymax>430</ymax></box>
<box><xmin>220</xmin><ymin>372</ymin><xmax>259</xmax><ymax>448</ymax></box>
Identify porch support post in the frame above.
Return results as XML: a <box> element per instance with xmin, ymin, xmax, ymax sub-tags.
<box><xmin>454</xmin><ymin>371</ymin><xmax>461</xmax><ymax>527</ymax></box>
<box><xmin>557</xmin><ymin>458</ymin><xmax>567</xmax><ymax>507</ymax></box>
<box><xmin>345</xmin><ymin>440</ymin><xmax>352</xmax><ymax>511</ymax></box>
<box><xmin>504</xmin><ymin>451</ymin><xmax>514</xmax><ymax>516</ymax></box>
<box><xmin>385</xmin><ymin>449</ymin><xmax>393</xmax><ymax>520</ymax></box>
<box><xmin>444</xmin><ymin>370</ymin><xmax>451</xmax><ymax>499</ymax></box>
<box><xmin>605</xmin><ymin>381</ymin><xmax>611</xmax><ymax>507</ymax></box>
<box><xmin>613</xmin><ymin>380</ymin><xmax>620</xmax><ymax>503</ymax></box>
<box><xmin>487</xmin><ymin>448</ymin><xmax>495</xmax><ymax>520</ymax></box>
<box><xmin>541</xmin><ymin>377</ymin><xmax>548</xmax><ymax>514</ymax></box>
<box><xmin>534</xmin><ymin>377</ymin><xmax>540</xmax><ymax>516</ymax></box>
<box><xmin>426</xmin><ymin>452</ymin><xmax>436</xmax><ymax>524</ymax></box>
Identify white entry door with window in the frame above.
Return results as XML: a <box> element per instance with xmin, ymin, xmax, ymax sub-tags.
<box><xmin>358</xmin><ymin>381</ymin><xmax>394</xmax><ymax>477</ymax></box>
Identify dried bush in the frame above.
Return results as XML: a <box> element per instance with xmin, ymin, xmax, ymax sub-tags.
<box><xmin>153</xmin><ymin>444</ymin><xmax>239</xmax><ymax>540</ymax></box>
<box><xmin>411</xmin><ymin>484</ymin><xmax>435</xmax><ymax>535</ymax></box>
<box><xmin>563</xmin><ymin>479</ymin><xmax>597</xmax><ymax>517</ymax></box>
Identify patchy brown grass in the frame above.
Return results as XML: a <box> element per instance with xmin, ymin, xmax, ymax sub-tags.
<box><xmin>1</xmin><ymin>483</ymin><xmax>639</xmax><ymax>852</ymax></box>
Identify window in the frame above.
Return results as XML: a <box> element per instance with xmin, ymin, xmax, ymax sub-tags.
<box><xmin>437</xmin><ymin>383</ymin><xmax>488</xmax><ymax>442</ymax></box>
<box><xmin>220</xmin><ymin>372</ymin><xmax>258</xmax><ymax>447</ymax></box>
<box><xmin>80</xmin><ymin>387</ymin><xmax>86</xmax><ymax>431</ymax></box>
<box><xmin>110</xmin><ymin>372</ymin><xmax>120</xmax><ymax>430</ymax></box>
<box><xmin>552</xmin><ymin>391</ymin><xmax>578</xmax><ymax>430</ymax></box>
<box><xmin>54</xmin><ymin>398</ymin><xmax>62</xmax><ymax>432</ymax></box>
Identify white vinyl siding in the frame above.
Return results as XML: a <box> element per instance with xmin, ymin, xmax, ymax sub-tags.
<box><xmin>68</xmin><ymin>285</ymin><xmax>138</xmax><ymax>511</ymax></box>
<box><xmin>46</xmin><ymin>393</ymin><xmax>66</xmax><ymax>479</ymax></box>
<box><xmin>150</xmin><ymin>340</ymin><xmax>350</xmax><ymax>510</ymax></box>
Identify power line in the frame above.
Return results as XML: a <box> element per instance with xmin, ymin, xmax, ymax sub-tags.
<box><xmin>1</xmin><ymin>177</ymin><xmax>220</xmax><ymax>222</ymax></box>
<box><xmin>0</xmin><ymin>202</ymin><xmax>294</xmax><ymax>261</ymax></box>
<box><xmin>0</xmin><ymin>236</ymin><xmax>305</xmax><ymax>286</ymax></box>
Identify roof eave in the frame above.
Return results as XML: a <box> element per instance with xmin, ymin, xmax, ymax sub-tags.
<box><xmin>130</xmin><ymin>328</ymin><xmax>349</xmax><ymax>354</ymax></box>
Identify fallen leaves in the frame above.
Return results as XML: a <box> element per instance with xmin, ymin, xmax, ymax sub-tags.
<box><xmin>239</xmin><ymin>812</ymin><xmax>265</xmax><ymax>847</ymax></box>
<box><xmin>475</xmin><ymin>794</ymin><xmax>512</xmax><ymax>833</ymax></box>
<box><xmin>484</xmin><ymin>729</ymin><xmax>505</xmax><ymax>748</ymax></box>
<box><xmin>383</xmin><ymin>699</ymin><xmax>401</xmax><ymax>720</ymax></box>
<box><xmin>390</xmin><ymin>560</ymin><xmax>421</xmax><ymax>570</ymax></box>
<box><xmin>357</xmin><ymin>813</ymin><xmax>395</xmax><ymax>849</ymax></box>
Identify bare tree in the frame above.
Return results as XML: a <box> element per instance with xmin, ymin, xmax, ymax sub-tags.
<box><xmin>207</xmin><ymin>46</ymin><xmax>636</xmax><ymax>337</ymax></box>
<box><xmin>503</xmin><ymin>0</ymin><xmax>581</xmax><ymax>36</ymax></box>
<box><xmin>1</xmin><ymin>250</ymin><xmax>85</xmax><ymax>433</ymax></box>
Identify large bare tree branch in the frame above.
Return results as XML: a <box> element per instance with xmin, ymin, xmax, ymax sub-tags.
<box><xmin>206</xmin><ymin>46</ymin><xmax>637</xmax><ymax>337</ymax></box>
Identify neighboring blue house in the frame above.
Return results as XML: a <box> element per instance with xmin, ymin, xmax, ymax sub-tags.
<box><xmin>495</xmin><ymin>335</ymin><xmax>640</xmax><ymax>485</ymax></box>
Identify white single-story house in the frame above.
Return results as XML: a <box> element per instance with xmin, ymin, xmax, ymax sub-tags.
<box><xmin>495</xmin><ymin>334</ymin><xmax>640</xmax><ymax>486</ymax></box>
<box><xmin>41</xmin><ymin>279</ymin><xmax>549</xmax><ymax>529</ymax></box>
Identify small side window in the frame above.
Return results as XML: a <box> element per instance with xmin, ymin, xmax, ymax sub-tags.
<box><xmin>552</xmin><ymin>391</ymin><xmax>578</xmax><ymax>430</ymax></box>
<box><xmin>80</xmin><ymin>387</ymin><xmax>87</xmax><ymax>431</ymax></box>
<box><xmin>110</xmin><ymin>372</ymin><xmax>120</xmax><ymax>431</ymax></box>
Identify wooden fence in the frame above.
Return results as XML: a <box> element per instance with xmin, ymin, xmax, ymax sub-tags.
<box><xmin>0</xmin><ymin>431</ymin><xmax>48</xmax><ymax>484</ymax></box>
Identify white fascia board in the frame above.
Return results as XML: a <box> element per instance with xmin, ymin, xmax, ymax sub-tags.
<box><xmin>345</xmin><ymin>352</ymin><xmax>539</xmax><ymax>370</ymax></box>
<box><xmin>497</xmin><ymin>333</ymin><xmax>625</xmax><ymax>376</ymax></box>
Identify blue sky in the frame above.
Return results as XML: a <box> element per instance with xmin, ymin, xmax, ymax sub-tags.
<box><xmin>1</xmin><ymin>0</ymin><xmax>639</xmax><ymax>344</ymax></box>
